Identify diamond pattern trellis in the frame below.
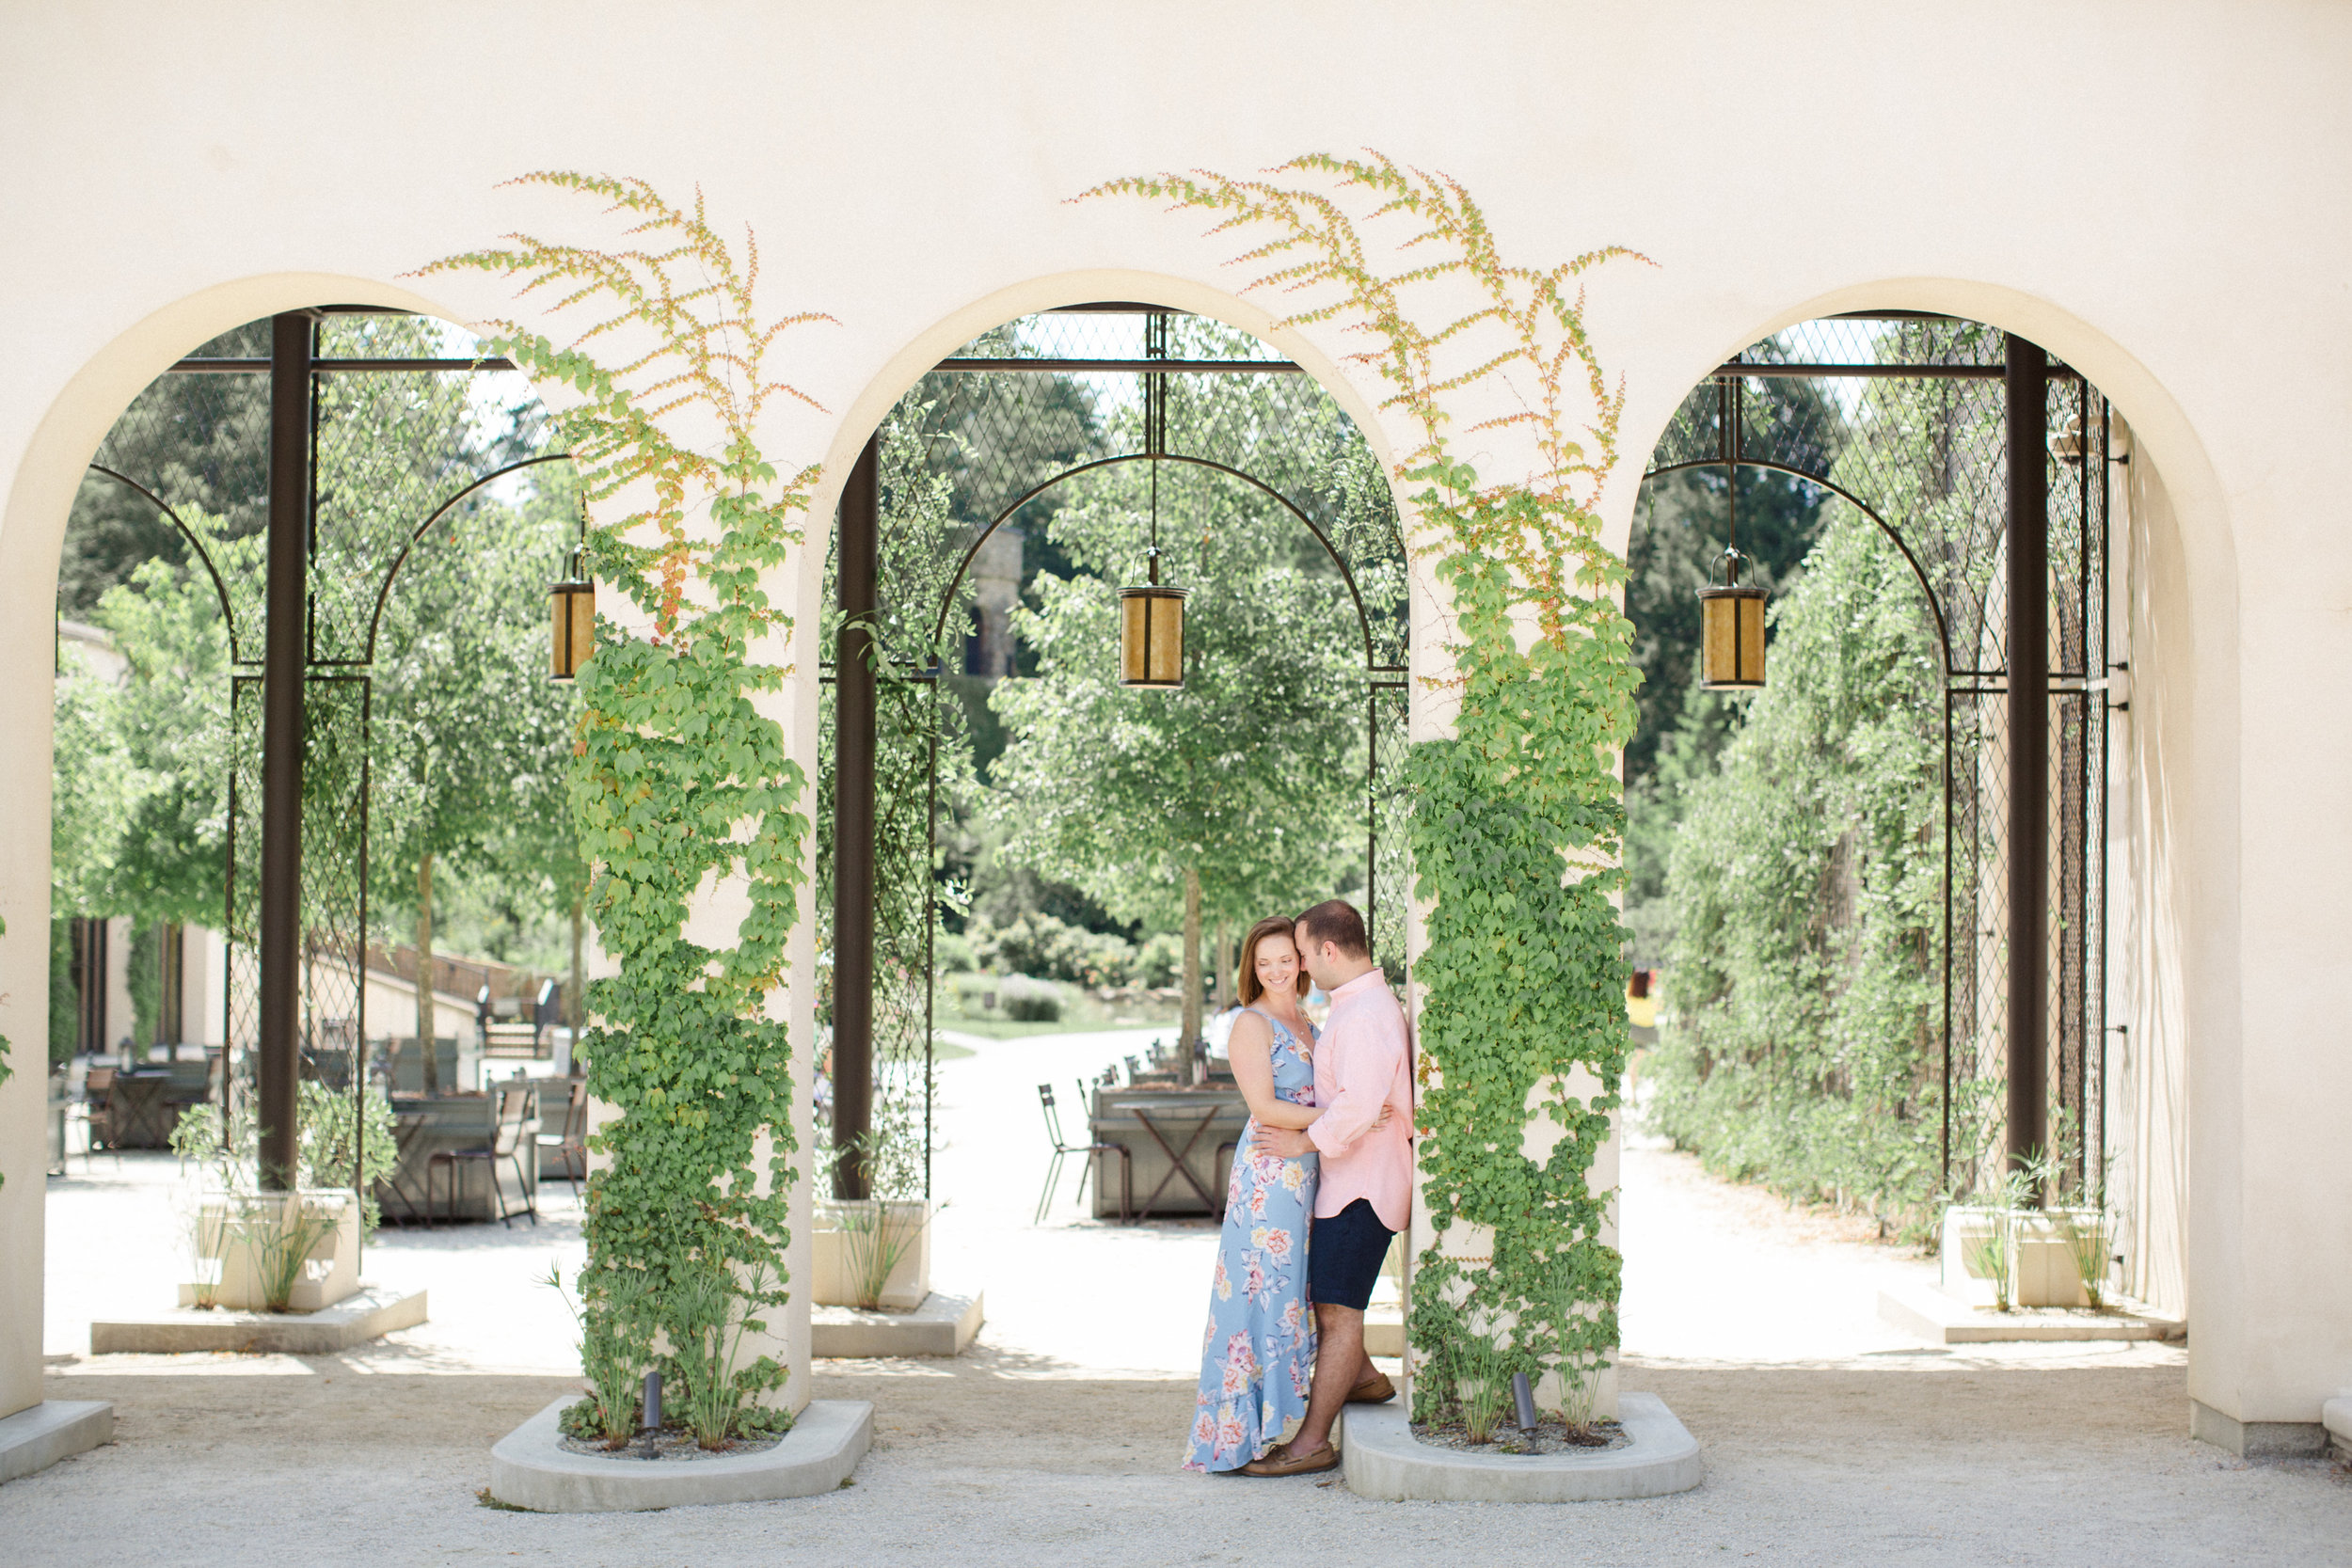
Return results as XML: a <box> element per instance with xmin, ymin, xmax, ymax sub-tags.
<box><xmin>73</xmin><ymin>312</ymin><xmax>564</xmax><ymax>1196</ymax></box>
<box><xmin>1644</xmin><ymin>316</ymin><xmax>2113</xmax><ymax>1196</ymax></box>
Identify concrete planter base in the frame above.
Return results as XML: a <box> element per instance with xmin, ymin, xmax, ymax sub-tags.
<box><xmin>813</xmin><ymin>1290</ymin><xmax>982</xmax><ymax>1357</ymax></box>
<box><xmin>2190</xmin><ymin>1398</ymin><xmax>2328</xmax><ymax>1459</ymax></box>
<box><xmin>1343</xmin><ymin>1392</ymin><xmax>1702</xmax><ymax>1503</ymax></box>
<box><xmin>0</xmin><ymin>1400</ymin><xmax>114</xmax><ymax>1484</ymax></box>
<box><xmin>488</xmin><ymin>1397</ymin><xmax>873</xmax><ymax>1513</ymax></box>
<box><xmin>1878</xmin><ymin>1277</ymin><xmax>2182</xmax><ymax>1345</ymax></box>
<box><xmin>90</xmin><ymin>1285</ymin><xmax>426</xmax><ymax>1354</ymax></box>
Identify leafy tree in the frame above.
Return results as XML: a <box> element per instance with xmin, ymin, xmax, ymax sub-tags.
<box><xmin>368</xmin><ymin>473</ymin><xmax>580</xmax><ymax>1091</ymax></box>
<box><xmin>1646</xmin><ymin>508</ymin><xmax>1944</xmax><ymax>1229</ymax></box>
<box><xmin>988</xmin><ymin>454</ymin><xmax>1366</xmax><ymax>1052</ymax></box>
<box><xmin>1622</xmin><ymin>377</ymin><xmax>1836</xmax><ymax>963</ymax></box>
<box><xmin>60</xmin><ymin>322</ymin><xmax>271</xmax><ymax>617</ymax></box>
<box><xmin>51</xmin><ymin>313</ymin><xmax>575</xmax><ymax>1086</ymax></box>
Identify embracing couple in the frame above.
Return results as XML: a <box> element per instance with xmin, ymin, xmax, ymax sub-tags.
<box><xmin>1184</xmin><ymin>898</ymin><xmax>1411</xmax><ymax>1478</ymax></box>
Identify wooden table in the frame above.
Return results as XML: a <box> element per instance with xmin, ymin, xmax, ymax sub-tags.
<box><xmin>1089</xmin><ymin>1089</ymin><xmax>1248</xmax><ymax>1221</ymax></box>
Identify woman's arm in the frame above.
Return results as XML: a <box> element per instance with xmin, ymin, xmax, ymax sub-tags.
<box><xmin>1228</xmin><ymin>1013</ymin><xmax>1321</xmax><ymax>1129</ymax></box>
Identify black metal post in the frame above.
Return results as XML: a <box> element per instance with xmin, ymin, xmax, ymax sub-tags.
<box><xmin>2005</xmin><ymin>334</ymin><xmax>2049</xmax><ymax>1180</ymax></box>
<box><xmin>831</xmin><ymin>436</ymin><xmax>881</xmax><ymax>1200</ymax></box>
<box><xmin>258</xmin><ymin>312</ymin><xmax>312</xmax><ymax>1191</ymax></box>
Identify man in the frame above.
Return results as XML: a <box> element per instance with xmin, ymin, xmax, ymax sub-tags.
<box><xmin>1238</xmin><ymin>898</ymin><xmax>1412</xmax><ymax>1477</ymax></box>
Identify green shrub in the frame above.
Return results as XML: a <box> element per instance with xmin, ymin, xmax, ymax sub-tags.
<box><xmin>1004</xmin><ymin>991</ymin><xmax>1062</xmax><ymax>1023</ymax></box>
<box><xmin>1646</xmin><ymin>511</ymin><xmax>1944</xmax><ymax>1236</ymax></box>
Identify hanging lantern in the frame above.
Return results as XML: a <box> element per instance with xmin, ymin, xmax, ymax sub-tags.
<box><xmin>1119</xmin><ymin>548</ymin><xmax>1186</xmax><ymax>688</ymax></box>
<box><xmin>549</xmin><ymin>544</ymin><xmax>595</xmax><ymax>682</ymax></box>
<box><xmin>1697</xmin><ymin>546</ymin><xmax>1767</xmax><ymax>690</ymax></box>
<box><xmin>1118</xmin><ymin>432</ymin><xmax>1184</xmax><ymax>687</ymax></box>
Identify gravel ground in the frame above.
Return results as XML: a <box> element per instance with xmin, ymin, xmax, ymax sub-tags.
<box><xmin>7</xmin><ymin>1353</ymin><xmax>2348</xmax><ymax>1566</ymax></box>
<box><xmin>19</xmin><ymin>1036</ymin><xmax>2351</xmax><ymax>1562</ymax></box>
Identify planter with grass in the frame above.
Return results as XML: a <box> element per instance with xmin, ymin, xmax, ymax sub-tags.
<box><xmin>184</xmin><ymin>1190</ymin><xmax>359</xmax><ymax>1312</ymax></box>
<box><xmin>812</xmin><ymin>1200</ymin><xmax>930</xmax><ymax>1311</ymax></box>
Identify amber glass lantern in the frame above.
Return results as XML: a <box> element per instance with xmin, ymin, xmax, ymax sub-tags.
<box><xmin>1119</xmin><ymin>547</ymin><xmax>1185</xmax><ymax>688</ymax></box>
<box><xmin>1697</xmin><ymin>546</ymin><xmax>1767</xmax><ymax>690</ymax></box>
<box><xmin>549</xmin><ymin>545</ymin><xmax>595</xmax><ymax>681</ymax></box>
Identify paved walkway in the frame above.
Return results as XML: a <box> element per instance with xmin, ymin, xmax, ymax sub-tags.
<box><xmin>15</xmin><ymin>1030</ymin><xmax>2347</xmax><ymax>1564</ymax></box>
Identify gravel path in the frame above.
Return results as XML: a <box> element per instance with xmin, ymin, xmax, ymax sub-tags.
<box><xmin>8</xmin><ymin>1353</ymin><xmax>2347</xmax><ymax>1565</ymax></box>
<box><xmin>20</xmin><ymin>1035</ymin><xmax>2350</xmax><ymax>1560</ymax></box>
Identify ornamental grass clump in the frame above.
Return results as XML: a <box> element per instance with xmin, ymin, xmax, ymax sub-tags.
<box><xmin>425</xmin><ymin>174</ymin><xmax>823</xmax><ymax>1446</ymax></box>
<box><xmin>1092</xmin><ymin>152</ymin><xmax>1641</xmax><ymax>1424</ymax></box>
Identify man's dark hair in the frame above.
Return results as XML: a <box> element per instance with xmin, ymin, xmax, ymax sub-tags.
<box><xmin>1295</xmin><ymin>899</ymin><xmax>1370</xmax><ymax>959</ymax></box>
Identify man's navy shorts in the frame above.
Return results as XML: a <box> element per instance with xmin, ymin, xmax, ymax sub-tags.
<box><xmin>1309</xmin><ymin>1197</ymin><xmax>1394</xmax><ymax>1311</ymax></box>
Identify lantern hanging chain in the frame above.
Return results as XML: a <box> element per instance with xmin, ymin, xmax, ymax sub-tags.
<box><xmin>1145</xmin><ymin>309</ymin><xmax>1166</xmax><ymax>586</ymax></box>
<box><xmin>1722</xmin><ymin>374</ymin><xmax>1741</xmax><ymax>581</ymax></box>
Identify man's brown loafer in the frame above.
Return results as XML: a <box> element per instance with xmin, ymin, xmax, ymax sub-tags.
<box><xmin>1347</xmin><ymin>1370</ymin><xmax>1396</xmax><ymax>1404</ymax></box>
<box><xmin>1239</xmin><ymin>1441</ymin><xmax>1340</xmax><ymax>1477</ymax></box>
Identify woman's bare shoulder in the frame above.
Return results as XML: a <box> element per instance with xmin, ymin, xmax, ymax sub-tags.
<box><xmin>1227</xmin><ymin>1008</ymin><xmax>1274</xmax><ymax>1049</ymax></box>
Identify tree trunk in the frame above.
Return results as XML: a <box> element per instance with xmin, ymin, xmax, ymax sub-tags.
<box><xmin>1210</xmin><ymin>919</ymin><xmax>1229</xmax><ymax>1012</ymax></box>
<box><xmin>1182</xmin><ymin>867</ymin><xmax>1202</xmax><ymax>1084</ymax></box>
<box><xmin>416</xmin><ymin>849</ymin><xmax>437</xmax><ymax>1097</ymax></box>
<box><xmin>568</xmin><ymin>894</ymin><xmax>586</xmax><ymax>1070</ymax></box>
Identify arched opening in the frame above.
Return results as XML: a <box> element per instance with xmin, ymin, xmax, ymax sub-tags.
<box><xmin>1619</xmin><ymin>309</ymin><xmax>2185</xmax><ymax>1367</ymax></box>
<box><xmin>39</xmin><ymin>302</ymin><xmax>595</xmax><ymax>1372</ymax></box>
<box><xmin>812</xmin><ymin>303</ymin><xmax>1413</xmax><ymax>1390</ymax></box>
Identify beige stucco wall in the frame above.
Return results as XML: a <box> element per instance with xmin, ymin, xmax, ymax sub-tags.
<box><xmin>2114</xmin><ymin>436</ymin><xmax>2193</xmax><ymax>1322</ymax></box>
<box><xmin>2</xmin><ymin>0</ymin><xmax>2346</xmax><ymax>1435</ymax></box>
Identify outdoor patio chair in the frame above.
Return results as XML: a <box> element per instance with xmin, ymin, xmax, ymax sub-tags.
<box><xmin>1036</xmin><ymin>1083</ymin><xmax>1128</xmax><ymax>1225</ymax></box>
<box><xmin>81</xmin><ymin>1066</ymin><xmax>121</xmax><ymax>1170</ymax></box>
<box><xmin>535</xmin><ymin>1077</ymin><xmax>589</xmax><ymax>1200</ymax></box>
<box><xmin>426</xmin><ymin>1082</ymin><xmax>538</xmax><ymax>1228</ymax></box>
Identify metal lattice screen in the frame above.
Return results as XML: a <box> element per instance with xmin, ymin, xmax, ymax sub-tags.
<box><xmin>1643</xmin><ymin>315</ymin><xmax>2112</xmax><ymax>1194</ymax></box>
<box><xmin>822</xmin><ymin>308</ymin><xmax>1413</xmax><ymax>1179</ymax></box>
<box><xmin>72</xmin><ymin>311</ymin><xmax>559</xmax><ymax>1125</ymax></box>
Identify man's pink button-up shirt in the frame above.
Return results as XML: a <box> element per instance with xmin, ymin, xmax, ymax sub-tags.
<box><xmin>1306</xmin><ymin>968</ymin><xmax>1413</xmax><ymax>1232</ymax></box>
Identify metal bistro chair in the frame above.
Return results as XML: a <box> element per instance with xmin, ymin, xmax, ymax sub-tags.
<box><xmin>81</xmin><ymin>1065</ymin><xmax>122</xmax><ymax>1171</ymax></box>
<box><xmin>536</xmin><ymin>1077</ymin><xmax>590</xmax><ymax>1201</ymax></box>
<box><xmin>428</xmin><ymin>1082</ymin><xmax>539</xmax><ymax>1228</ymax></box>
<box><xmin>1035</xmin><ymin>1083</ymin><xmax>1129</xmax><ymax>1224</ymax></box>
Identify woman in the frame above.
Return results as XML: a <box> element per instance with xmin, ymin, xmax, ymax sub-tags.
<box><xmin>1183</xmin><ymin>914</ymin><xmax>1327</xmax><ymax>1473</ymax></box>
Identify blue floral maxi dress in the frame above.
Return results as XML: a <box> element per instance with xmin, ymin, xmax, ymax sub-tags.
<box><xmin>1183</xmin><ymin>1008</ymin><xmax>1319</xmax><ymax>1472</ymax></box>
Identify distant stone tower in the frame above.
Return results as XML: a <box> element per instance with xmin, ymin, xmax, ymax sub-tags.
<box><xmin>966</xmin><ymin>525</ymin><xmax>1024</xmax><ymax>679</ymax></box>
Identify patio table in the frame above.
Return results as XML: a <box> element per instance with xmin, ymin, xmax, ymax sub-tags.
<box><xmin>1115</xmin><ymin>1099</ymin><xmax>1232</xmax><ymax>1220</ymax></box>
<box><xmin>107</xmin><ymin>1073</ymin><xmax>175</xmax><ymax>1148</ymax></box>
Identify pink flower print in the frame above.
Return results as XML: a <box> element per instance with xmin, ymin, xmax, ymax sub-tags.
<box><xmin>1290</xmin><ymin>1358</ymin><xmax>1312</xmax><ymax>1399</ymax></box>
<box><xmin>1263</xmin><ymin>1227</ymin><xmax>1294</xmax><ymax>1264</ymax></box>
<box><xmin>1217</xmin><ymin>1409</ymin><xmax>1248</xmax><ymax>1451</ymax></box>
<box><xmin>1279</xmin><ymin>1299</ymin><xmax>1301</xmax><ymax>1337</ymax></box>
<box><xmin>1214</xmin><ymin>1257</ymin><xmax>1232</xmax><ymax>1302</ymax></box>
<box><xmin>1194</xmin><ymin>1410</ymin><xmax>1216</xmax><ymax>1447</ymax></box>
<box><xmin>1248</xmin><ymin>1185</ymin><xmax>1267</xmax><ymax>1219</ymax></box>
<box><xmin>1244</xmin><ymin>1259</ymin><xmax>1267</xmax><ymax>1301</ymax></box>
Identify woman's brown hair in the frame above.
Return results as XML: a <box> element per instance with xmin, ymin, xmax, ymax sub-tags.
<box><xmin>1237</xmin><ymin>914</ymin><xmax>1311</xmax><ymax>1006</ymax></box>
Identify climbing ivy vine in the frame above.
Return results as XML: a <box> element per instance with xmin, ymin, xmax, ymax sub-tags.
<box><xmin>423</xmin><ymin>174</ymin><xmax>825</xmax><ymax>1440</ymax></box>
<box><xmin>1091</xmin><ymin>154</ymin><xmax>1641</xmax><ymax>1419</ymax></box>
